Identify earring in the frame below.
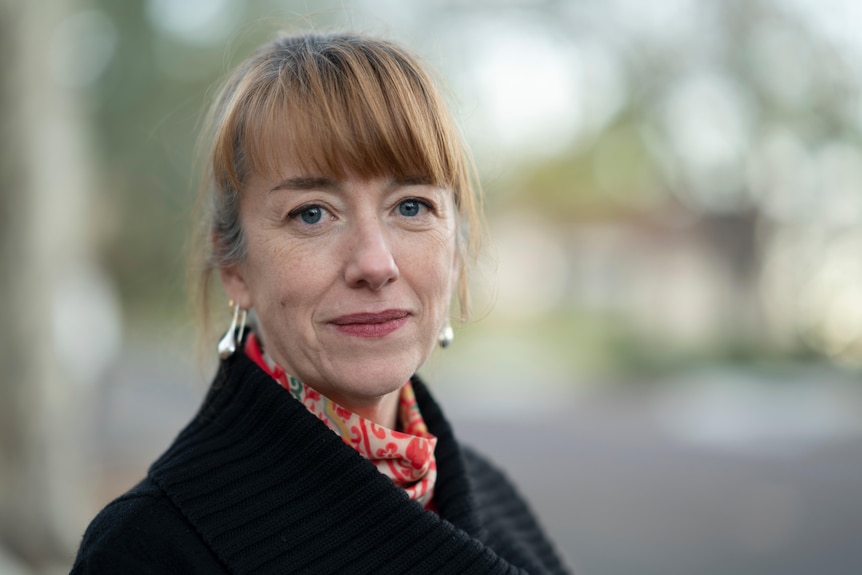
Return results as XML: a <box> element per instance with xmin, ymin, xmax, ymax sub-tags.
<box><xmin>438</xmin><ymin>320</ymin><xmax>454</xmax><ymax>349</ymax></box>
<box><xmin>217</xmin><ymin>300</ymin><xmax>248</xmax><ymax>359</ymax></box>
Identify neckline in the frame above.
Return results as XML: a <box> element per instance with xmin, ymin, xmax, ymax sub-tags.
<box><xmin>243</xmin><ymin>332</ymin><xmax>439</xmax><ymax>506</ymax></box>
<box><xmin>148</xmin><ymin>353</ymin><xmax>486</xmax><ymax>574</ymax></box>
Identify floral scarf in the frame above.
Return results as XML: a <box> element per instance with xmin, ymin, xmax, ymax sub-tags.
<box><xmin>244</xmin><ymin>333</ymin><xmax>437</xmax><ymax>508</ymax></box>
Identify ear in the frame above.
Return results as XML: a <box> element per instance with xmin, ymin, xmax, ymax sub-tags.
<box><xmin>450</xmin><ymin>251</ymin><xmax>462</xmax><ymax>295</ymax></box>
<box><xmin>449</xmin><ymin>247</ymin><xmax>466</xmax><ymax>316</ymax></box>
<box><xmin>219</xmin><ymin>264</ymin><xmax>253</xmax><ymax>310</ymax></box>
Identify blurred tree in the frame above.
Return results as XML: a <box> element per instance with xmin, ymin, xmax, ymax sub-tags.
<box><xmin>475</xmin><ymin>0</ymin><xmax>862</xmax><ymax>366</ymax></box>
<box><xmin>0</xmin><ymin>0</ymin><xmax>101</xmax><ymax>568</ymax></box>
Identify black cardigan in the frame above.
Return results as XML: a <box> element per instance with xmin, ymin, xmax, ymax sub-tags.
<box><xmin>71</xmin><ymin>352</ymin><xmax>571</xmax><ymax>574</ymax></box>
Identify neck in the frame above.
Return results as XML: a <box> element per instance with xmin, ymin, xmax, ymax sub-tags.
<box><xmin>327</xmin><ymin>387</ymin><xmax>401</xmax><ymax>429</ymax></box>
<box><xmin>246</xmin><ymin>333</ymin><xmax>403</xmax><ymax>429</ymax></box>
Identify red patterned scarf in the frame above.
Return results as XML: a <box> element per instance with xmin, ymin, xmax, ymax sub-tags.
<box><xmin>244</xmin><ymin>333</ymin><xmax>437</xmax><ymax>507</ymax></box>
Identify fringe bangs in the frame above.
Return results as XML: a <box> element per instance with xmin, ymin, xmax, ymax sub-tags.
<box><xmin>215</xmin><ymin>35</ymin><xmax>464</xmax><ymax>198</ymax></box>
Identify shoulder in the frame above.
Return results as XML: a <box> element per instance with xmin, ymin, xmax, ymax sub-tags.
<box><xmin>460</xmin><ymin>445</ymin><xmax>572</xmax><ymax>575</ymax></box>
<box><xmin>461</xmin><ymin>445</ymin><xmax>532</xmax><ymax>516</ymax></box>
<box><xmin>71</xmin><ymin>478</ymin><xmax>226</xmax><ymax>575</ymax></box>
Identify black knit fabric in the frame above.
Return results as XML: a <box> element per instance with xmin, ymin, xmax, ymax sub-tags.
<box><xmin>72</xmin><ymin>352</ymin><xmax>571</xmax><ymax>574</ymax></box>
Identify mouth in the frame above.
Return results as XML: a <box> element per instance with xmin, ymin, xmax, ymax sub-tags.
<box><xmin>330</xmin><ymin>309</ymin><xmax>410</xmax><ymax>338</ymax></box>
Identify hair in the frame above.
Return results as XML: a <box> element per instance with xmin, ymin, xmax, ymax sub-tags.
<box><xmin>191</xmin><ymin>31</ymin><xmax>484</xmax><ymax>342</ymax></box>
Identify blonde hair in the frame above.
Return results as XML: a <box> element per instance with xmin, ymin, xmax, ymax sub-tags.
<box><xmin>192</xmin><ymin>31</ymin><xmax>483</xmax><ymax>340</ymax></box>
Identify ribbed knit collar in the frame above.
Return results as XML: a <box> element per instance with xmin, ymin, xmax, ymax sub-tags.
<box><xmin>147</xmin><ymin>352</ymin><xmax>516</xmax><ymax>575</ymax></box>
<box><xmin>243</xmin><ymin>332</ymin><xmax>438</xmax><ymax>507</ymax></box>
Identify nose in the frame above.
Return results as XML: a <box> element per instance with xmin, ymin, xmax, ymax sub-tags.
<box><xmin>344</xmin><ymin>218</ymin><xmax>400</xmax><ymax>290</ymax></box>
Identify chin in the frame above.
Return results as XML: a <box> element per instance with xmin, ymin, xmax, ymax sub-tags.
<box><xmin>329</xmin><ymin>357</ymin><xmax>419</xmax><ymax>399</ymax></box>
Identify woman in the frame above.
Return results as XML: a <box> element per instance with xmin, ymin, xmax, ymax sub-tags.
<box><xmin>72</xmin><ymin>31</ymin><xmax>571</xmax><ymax>574</ymax></box>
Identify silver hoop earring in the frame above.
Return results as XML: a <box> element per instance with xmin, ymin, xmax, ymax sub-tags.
<box><xmin>438</xmin><ymin>321</ymin><xmax>454</xmax><ymax>349</ymax></box>
<box><xmin>217</xmin><ymin>301</ymin><xmax>248</xmax><ymax>359</ymax></box>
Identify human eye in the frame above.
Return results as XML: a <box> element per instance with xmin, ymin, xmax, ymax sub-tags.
<box><xmin>287</xmin><ymin>204</ymin><xmax>328</xmax><ymax>225</ymax></box>
<box><xmin>397</xmin><ymin>198</ymin><xmax>432</xmax><ymax>218</ymax></box>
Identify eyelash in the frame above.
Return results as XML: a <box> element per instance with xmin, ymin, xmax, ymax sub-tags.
<box><xmin>287</xmin><ymin>203</ymin><xmax>329</xmax><ymax>224</ymax></box>
<box><xmin>285</xmin><ymin>197</ymin><xmax>435</xmax><ymax>225</ymax></box>
<box><xmin>397</xmin><ymin>197</ymin><xmax>434</xmax><ymax>216</ymax></box>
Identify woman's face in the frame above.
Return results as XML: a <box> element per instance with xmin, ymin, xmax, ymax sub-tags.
<box><xmin>220</xmin><ymin>162</ymin><xmax>459</xmax><ymax>410</ymax></box>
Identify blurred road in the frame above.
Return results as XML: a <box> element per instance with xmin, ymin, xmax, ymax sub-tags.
<box><xmin>447</xmin><ymin>388</ymin><xmax>862</xmax><ymax>575</ymax></box>
<box><xmin>91</xmin><ymin>351</ymin><xmax>862</xmax><ymax>575</ymax></box>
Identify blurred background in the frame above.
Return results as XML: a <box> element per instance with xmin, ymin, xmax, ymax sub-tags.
<box><xmin>2</xmin><ymin>0</ymin><xmax>862</xmax><ymax>573</ymax></box>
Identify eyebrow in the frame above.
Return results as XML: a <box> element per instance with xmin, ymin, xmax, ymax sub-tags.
<box><xmin>269</xmin><ymin>174</ymin><xmax>435</xmax><ymax>193</ymax></box>
<box><xmin>395</xmin><ymin>175</ymin><xmax>434</xmax><ymax>187</ymax></box>
<box><xmin>270</xmin><ymin>176</ymin><xmax>339</xmax><ymax>193</ymax></box>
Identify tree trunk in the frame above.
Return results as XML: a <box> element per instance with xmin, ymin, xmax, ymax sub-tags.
<box><xmin>0</xmin><ymin>0</ymin><xmax>101</xmax><ymax>569</ymax></box>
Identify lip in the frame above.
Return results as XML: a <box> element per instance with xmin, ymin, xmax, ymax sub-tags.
<box><xmin>330</xmin><ymin>309</ymin><xmax>410</xmax><ymax>338</ymax></box>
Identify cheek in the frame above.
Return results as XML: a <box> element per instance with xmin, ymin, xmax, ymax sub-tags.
<box><xmin>420</xmin><ymin>234</ymin><xmax>458</xmax><ymax>303</ymax></box>
<box><xmin>245</xmin><ymin>238</ymin><xmax>309</xmax><ymax>309</ymax></box>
